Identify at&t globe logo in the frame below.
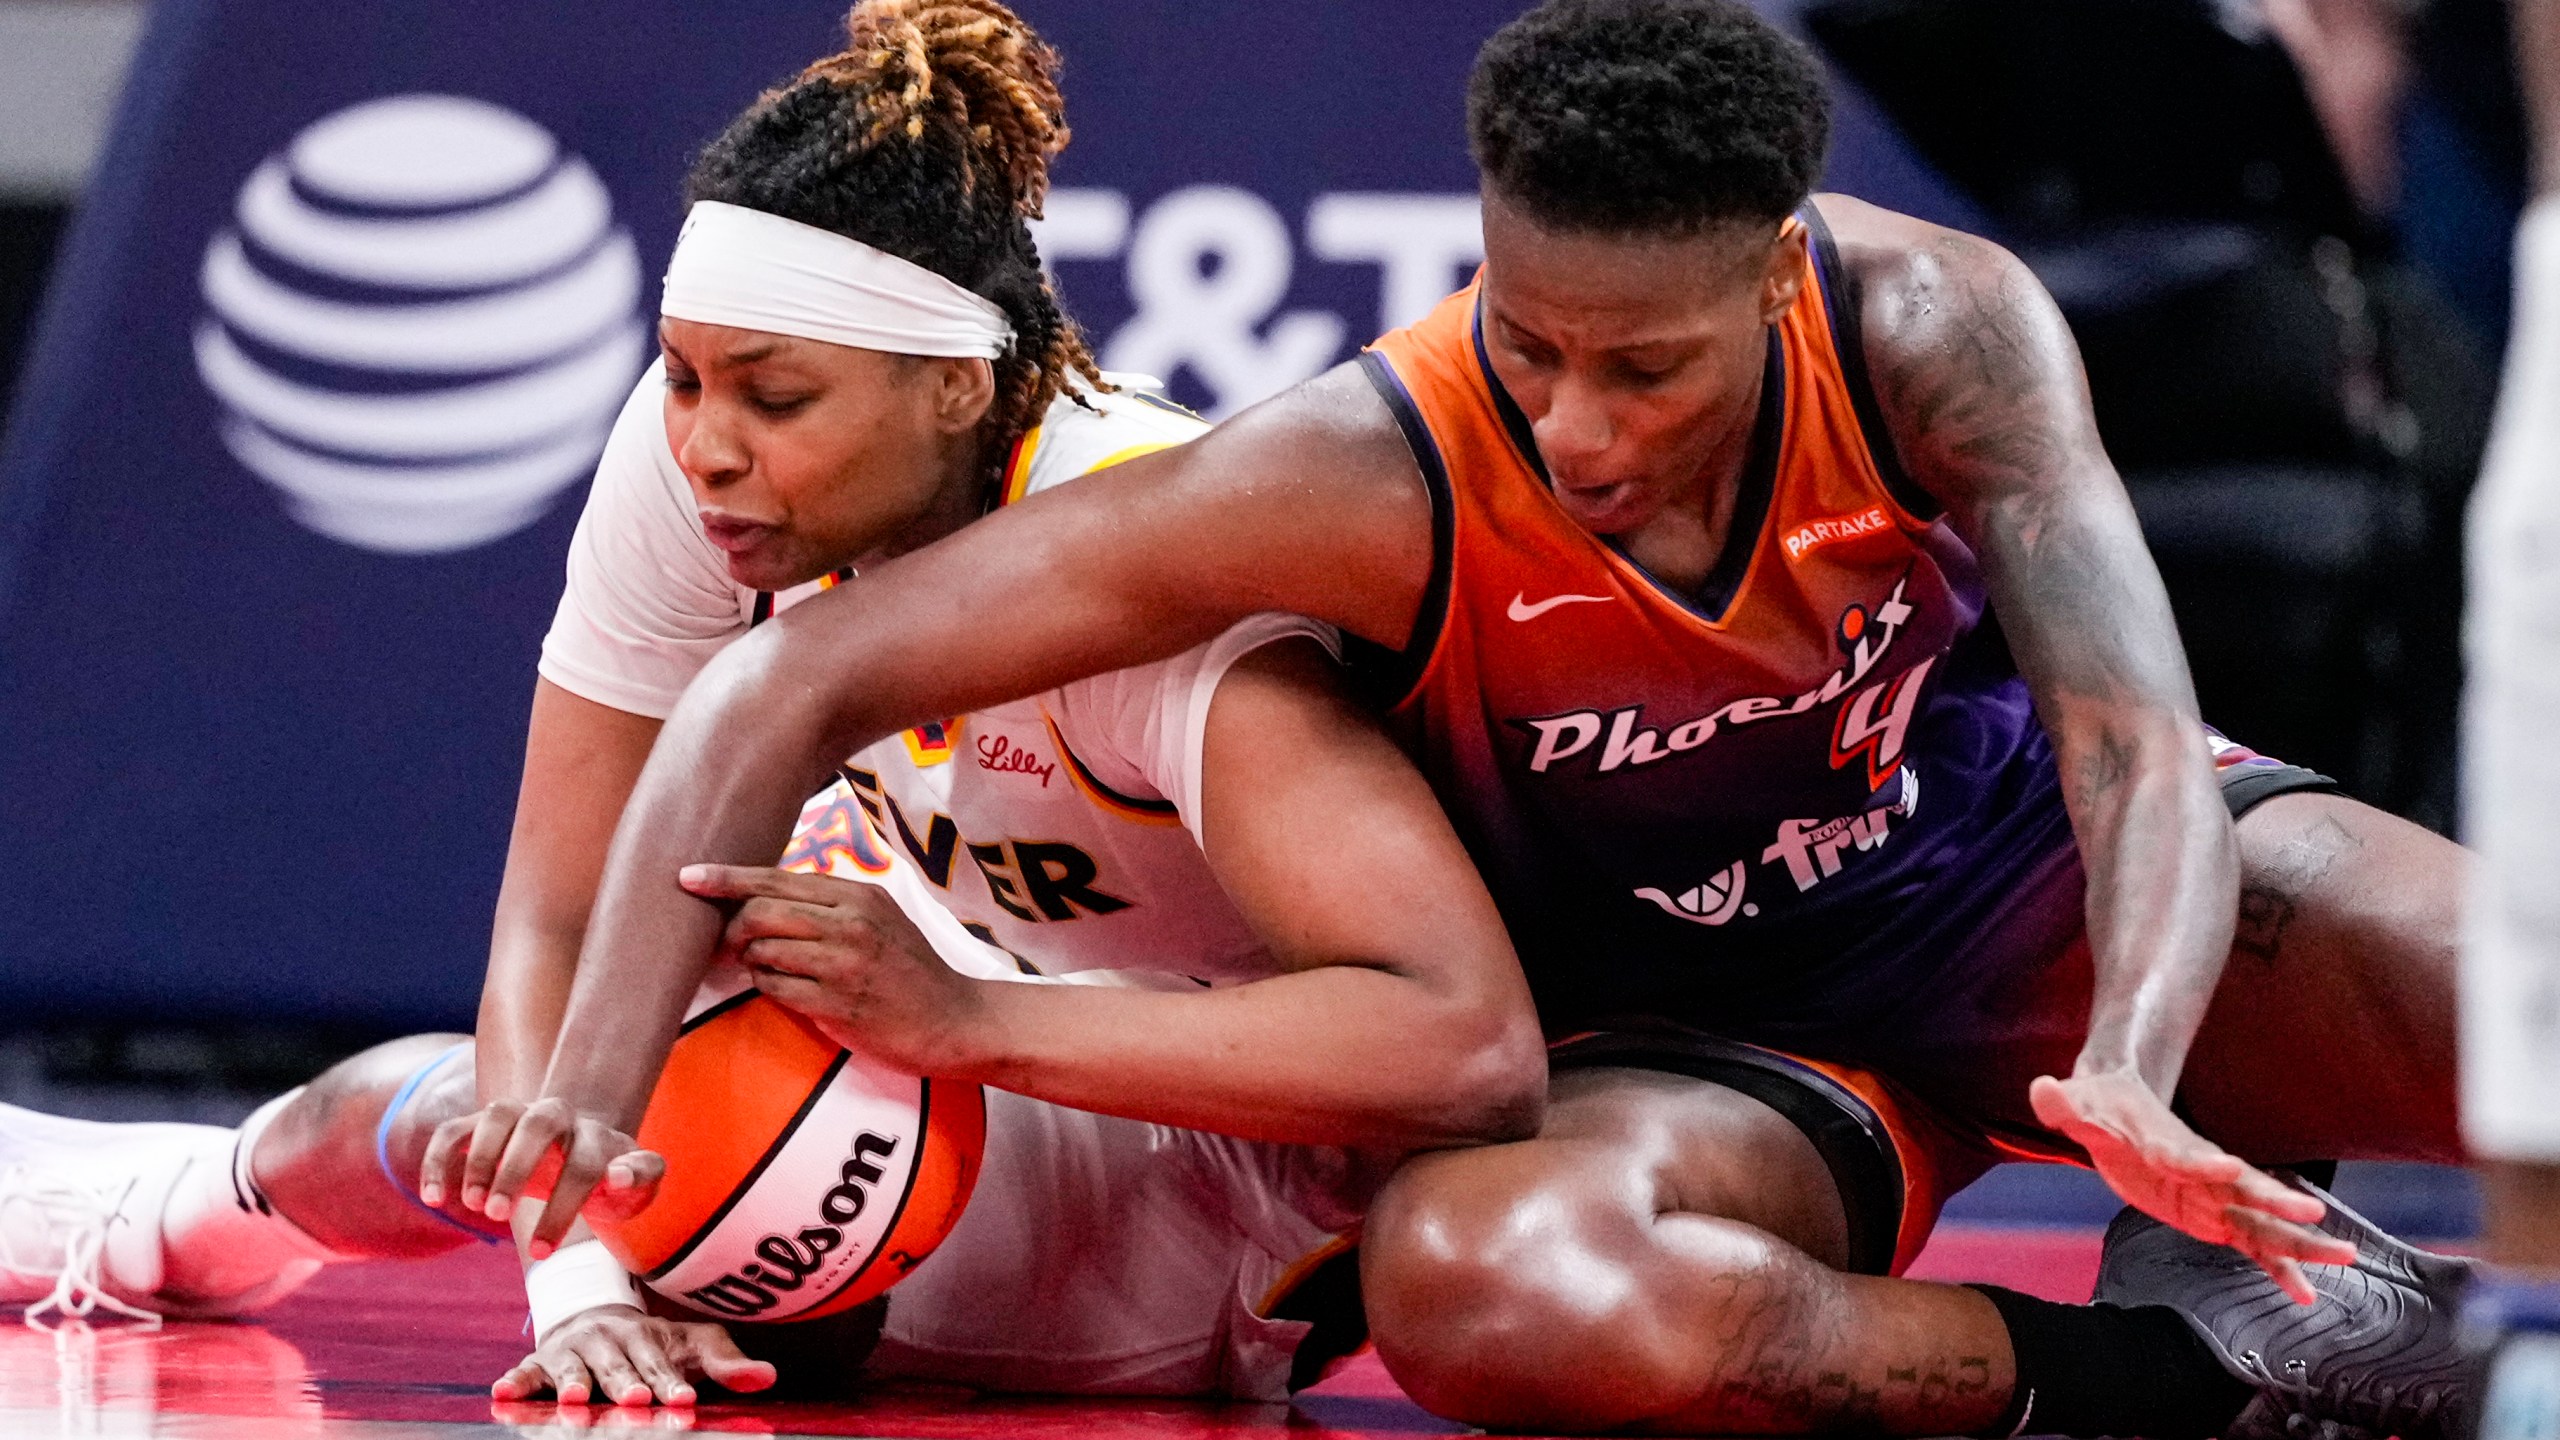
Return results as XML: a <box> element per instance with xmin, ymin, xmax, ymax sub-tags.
<box><xmin>194</xmin><ymin>95</ymin><xmax>646</xmax><ymax>554</ymax></box>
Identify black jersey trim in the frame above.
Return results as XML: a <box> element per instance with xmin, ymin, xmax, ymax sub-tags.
<box><xmin>1590</xmin><ymin>329</ymin><xmax>1785</xmax><ymax>626</ymax></box>
<box><xmin>1798</xmin><ymin>204</ymin><xmax>1938</xmax><ymax>522</ymax></box>
<box><xmin>748</xmin><ymin>567</ymin><xmax>857</xmax><ymax>631</ymax></box>
<box><xmin>1549</xmin><ymin>1028</ymin><xmax>1906</xmax><ymax>1277</ymax></box>
<box><xmin>2219</xmin><ymin>762</ymin><xmax>2340</xmax><ymax>818</ymax></box>
<box><xmin>645</xmin><ymin>1048</ymin><xmax>852</xmax><ymax>1282</ymax></box>
<box><xmin>1346</xmin><ymin>350</ymin><xmax>1456</xmax><ymax>712</ymax></box>
<box><xmin>1055</xmin><ymin>730</ymin><xmax>1182</xmax><ymax>818</ymax></box>
<box><xmin>1269</xmin><ymin>1244</ymin><xmax>1370</xmax><ymax>1393</ymax></box>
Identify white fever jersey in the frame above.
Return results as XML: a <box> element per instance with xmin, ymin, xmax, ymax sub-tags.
<box><xmin>540</xmin><ymin>365</ymin><xmax>1330</xmax><ymax>984</ymax></box>
<box><xmin>2463</xmin><ymin>200</ymin><xmax>2560</xmax><ymax>1161</ymax></box>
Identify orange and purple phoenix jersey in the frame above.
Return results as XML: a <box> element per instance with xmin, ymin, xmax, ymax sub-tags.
<box><xmin>1355</xmin><ymin>208</ymin><xmax>2079</xmax><ymax>1046</ymax></box>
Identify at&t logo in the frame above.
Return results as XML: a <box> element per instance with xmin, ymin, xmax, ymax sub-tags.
<box><xmin>194</xmin><ymin>95</ymin><xmax>646</xmax><ymax>554</ymax></box>
<box><xmin>1033</xmin><ymin>187</ymin><xmax>1483</xmax><ymax>419</ymax></box>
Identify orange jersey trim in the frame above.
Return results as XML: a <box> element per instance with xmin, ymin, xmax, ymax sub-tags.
<box><xmin>998</xmin><ymin>426</ymin><xmax>1042</xmax><ymax>506</ymax></box>
<box><xmin>998</xmin><ymin>433</ymin><xmax>1178</xmax><ymax>510</ymax></box>
<box><xmin>1083</xmin><ymin>439</ymin><xmax>1177</xmax><ymax>473</ymax></box>
<box><xmin>1253</xmin><ymin>1231</ymin><xmax>1360</xmax><ymax>1319</ymax></box>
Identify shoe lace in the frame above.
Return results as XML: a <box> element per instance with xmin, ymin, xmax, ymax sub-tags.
<box><xmin>2243</xmin><ymin>1365</ymin><xmax>2456</xmax><ymax>1440</ymax></box>
<box><xmin>0</xmin><ymin>1166</ymin><xmax>163</xmax><ymax>1330</ymax></box>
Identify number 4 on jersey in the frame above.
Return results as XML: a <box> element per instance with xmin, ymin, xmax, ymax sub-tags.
<box><xmin>1831</xmin><ymin>657</ymin><xmax>1935</xmax><ymax>792</ymax></box>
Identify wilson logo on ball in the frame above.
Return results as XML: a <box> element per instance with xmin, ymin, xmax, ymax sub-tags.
<box><xmin>592</xmin><ymin>988</ymin><xmax>985</xmax><ymax>1324</ymax></box>
<box><xmin>680</xmin><ymin>1130</ymin><xmax>901</xmax><ymax>1319</ymax></box>
<box><xmin>194</xmin><ymin>94</ymin><xmax>646</xmax><ymax>555</ymax></box>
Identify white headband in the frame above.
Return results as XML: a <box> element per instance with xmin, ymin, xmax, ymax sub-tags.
<box><xmin>659</xmin><ymin>201</ymin><xmax>1014</xmax><ymax>359</ymax></box>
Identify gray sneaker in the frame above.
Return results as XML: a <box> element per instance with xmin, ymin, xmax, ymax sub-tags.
<box><xmin>2095</xmin><ymin>1180</ymin><xmax>2476</xmax><ymax>1440</ymax></box>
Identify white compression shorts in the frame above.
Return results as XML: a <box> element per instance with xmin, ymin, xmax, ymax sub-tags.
<box><xmin>384</xmin><ymin>1024</ymin><xmax>1370</xmax><ymax>1401</ymax></box>
<box><xmin>2462</xmin><ymin>195</ymin><xmax>2560</xmax><ymax>1163</ymax></box>
<box><xmin>863</xmin><ymin>1086</ymin><xmax>1370</xmax><ymax>1401</ymax></box>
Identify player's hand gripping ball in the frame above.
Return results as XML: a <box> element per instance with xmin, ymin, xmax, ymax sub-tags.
<box><xmin>591</xmin><ymin>990</ymin><xmax>986</xmax><ymax>1322</ymax></box>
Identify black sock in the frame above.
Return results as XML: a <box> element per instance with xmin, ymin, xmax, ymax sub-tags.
<box><xmin>1968</xmin><ymin>1284</ymin><xmax>2255</xmax><ymax>1439</ymax></box>
<box><xmin>2281</xmin><ymin>1160</ymin><xmax>2339</xmax><ymax>1190</ymax></box>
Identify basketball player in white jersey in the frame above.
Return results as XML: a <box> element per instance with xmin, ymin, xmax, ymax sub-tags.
<box><xmin>2463</xmin><ymin>0</ymin><xmax>2560</xmax><ymax>1429</ymax></box>
<box><xmin>0</xmin><ymin>2</ymin><xmax>1539</xmax><ymax>1407</ymax></box>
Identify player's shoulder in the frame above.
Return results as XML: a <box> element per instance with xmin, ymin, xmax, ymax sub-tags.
<box><xmin>998</xmin><ymin>361</ymin><xmax>1434</xmax><ymax>652</ymax></box>
<box><xmin>1012</xmin><ymin>373</ymin><xmax>1211</xmax><ymax>500</ymax></box>
<box><xmin>1809</xmin><ymin>193</ymin><xmax>2048</xmax><ymax>350</ymax></box>
<box><xmin>1809</xmin><ymin>193</ymin><xmax>2103</xmax><ymax>520</ymax></box>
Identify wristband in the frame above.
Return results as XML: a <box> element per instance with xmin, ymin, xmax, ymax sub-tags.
<box><xmin>524</xmin><ymin>1240</ymin><xmax>646</xmax><ymax>1343</ymax></box>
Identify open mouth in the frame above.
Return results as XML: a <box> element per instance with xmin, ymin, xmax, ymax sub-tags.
<box><xmin>1551</xmin><ymin>478</ymin><xmax>1642</xmax><ymax>529</ymax></box>
<box><xmin>699</xmin><ymin>515</ymin><xmax>776</xmax><ymax>554</ymax></box>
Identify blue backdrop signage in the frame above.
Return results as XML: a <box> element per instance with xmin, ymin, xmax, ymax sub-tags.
<box><xmin>0</xmin><ymin>0</ymin><xmax>1963</xmax><ymax>1027</ymax></box>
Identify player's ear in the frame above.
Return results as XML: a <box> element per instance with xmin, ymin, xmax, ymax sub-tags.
<box><xmin>930</xmin><ymin>356</ymin><xmax>997</xmax><ymax>435</ymax></box>
<box><xmin>1758</xmin><ymin>220</ymin><xmax>1810</xmax><ymax>325</ymax></box>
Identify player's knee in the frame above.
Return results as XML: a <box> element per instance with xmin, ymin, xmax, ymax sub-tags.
<box><xmin>1361</xmin><ymin>1161</ymin><xmax>1708</xmax><ymax>1430</ymax></box>
<box><xmin>265</xmin><ymin>1032</ymin><xmax>471</xmax><ymax>1183</ymax></box>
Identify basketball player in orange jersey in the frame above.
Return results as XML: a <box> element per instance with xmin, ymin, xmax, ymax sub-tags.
<box><xmin>459</xmin><ymin>1</ymin><xmax>2486</xmax><ymax>1435</ymax></box>
<box><xmin>0</xmin><ymin>0</ymin><xmax>1542</xmax><ymax>1408</ymax></box>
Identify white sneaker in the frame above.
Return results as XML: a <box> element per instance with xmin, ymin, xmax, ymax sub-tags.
<box><xmin>0</xmin><ymin>1103</ymin><xmax>220</xmax><ymax>1329</ymax></box>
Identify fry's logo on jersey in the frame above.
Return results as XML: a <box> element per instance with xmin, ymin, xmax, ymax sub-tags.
<box><xmin>1763</xmin><ymin>765</ymin><xmax>1920</xmax><ymax>891</ymax></box>
<box><xmin>1512</xmin><ymin>576</ymin><xmax>1926</xmax><ymax>786</ymax></box>
<box><xmin>1633</xmin><ymin>767</ymin><xmax>1921</xmax><ymax>927</ymax></box>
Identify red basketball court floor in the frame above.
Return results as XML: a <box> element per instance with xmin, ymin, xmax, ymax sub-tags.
<box><xmin>0</xmin><ymin>1224</ymin><xmax>2105</xmax><ymax>1439</ymax></box>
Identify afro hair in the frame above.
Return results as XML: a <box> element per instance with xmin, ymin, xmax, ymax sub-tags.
<box><xmin>1470</xmin><ymin>0</ymin><xmax>1833</xmax><ymax>234</ymax></box>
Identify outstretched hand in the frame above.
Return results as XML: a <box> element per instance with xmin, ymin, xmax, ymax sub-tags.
<box><xmin>2030</xmin><ymin>1070</ymin><xmax>2356</xmax><ymax>1304</ymax></box>
<box><xmin>418</xmin><ymin>1098</ymin><xmax>664</xmax><ymax>1259</ymax></box>
<box><xmin>491</xmin><ymin>1303</ymin><xmax>776</xmax><ymax>1407</ymax></box>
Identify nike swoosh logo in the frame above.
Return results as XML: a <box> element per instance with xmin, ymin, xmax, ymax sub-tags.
<box><xmin>1508</xmin><ymin>591</ymin><xmax>1613</xmax><ymax>622</ymax></box>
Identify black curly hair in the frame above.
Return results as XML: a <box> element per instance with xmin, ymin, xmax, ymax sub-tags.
<box><xmin>1470</xmin><ymin>0</ymin><xmax>1833</xmax><ymax>235</ymax></box>
<box><xmin>685</xmin><ymin>0</ymin><xmax>1105</xmax><ymax>459</ymax></box>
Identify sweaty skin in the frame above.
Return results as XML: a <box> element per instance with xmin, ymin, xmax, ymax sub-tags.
<box><xmin>434</xmin><ymin>314</ymin><xmax>1543</xmax><ymax>1402</ymax></box>
<box><xmin>483</xmin><ymin>198</ymin><xmax>2356</xmax><ymax>1328</ymax></box>
<box><xmin>509</xmin><ymin>195</ymin><xmax>2321</xmax><ymax>1263</ymax></box>
<box><xmin>445</xmin><ymin>194</ymin><xmax>2480</xmax><ymax>1433</ymax></box>
<box><xmin>470</xmin><ymin>331</ymin><xmax>995</xmax><ymax>1115</ymax></box>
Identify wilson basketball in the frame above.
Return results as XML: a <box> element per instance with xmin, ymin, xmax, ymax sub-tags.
<box><xmin>589</xmin><ymin>989</ymin><xmax>985</xmax><ymax>1323</ymax></box>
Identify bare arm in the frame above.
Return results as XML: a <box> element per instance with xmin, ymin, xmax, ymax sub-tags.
<box><xmin>476</xmin><ymin>679</ymin><xmax>663</xmax><ymax>1102</ymax></box>
<box><xmin>1837</xmin><ymin>196</ymin><xmax>2344</xmax><ymax>1289</ymax></box>
<box><xmin>1847</xmin><ymin>198</ymin><xmax>2233</xmax><ymax>1093</ymax></box>
<box><xmin>534</xmin><ymin>365</ymin><xmax>1434</xmax><ymax>1138</ymax></box>
<box><xmin>706</xmin><ymin>638</ymin><xmax>1544</xmax><ymax>1149</ymax></box>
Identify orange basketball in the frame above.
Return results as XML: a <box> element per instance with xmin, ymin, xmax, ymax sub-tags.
<box><xmin>588</xmin><ymin>989</ymin><xmax>985</xmax><ymax>1323</ymax></box>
